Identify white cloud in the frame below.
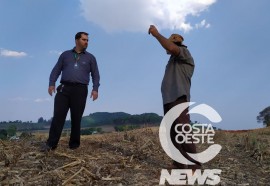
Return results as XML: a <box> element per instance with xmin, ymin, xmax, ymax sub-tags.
<box><xmin>79</xmin><ymin>0</ymin><xmax>216</xmax><ymax>33</ymax></box>
<box><xmin>34</xmin><ymin>98</ymin><xmax>51</xmax><ymax>103</ymax></box>
<box><xmin>195</xmin><ymin>19</ymin><xmax>211</xmax><ymax>29</ymax></box>
<box><xmin>0</xmin><ymin>49</ymin><xmax>27</xmax><ymax>57</ymax></box>
<box><xmin>49</xmin><ymin>50</ymin><xmax>62</xmax><ymax>55</ymax></box>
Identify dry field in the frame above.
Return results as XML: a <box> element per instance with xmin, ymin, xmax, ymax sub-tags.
<box><xmin>0</xmin><ymin>127</ymin><xmax>270</xmax><ymax>185</ymax></box>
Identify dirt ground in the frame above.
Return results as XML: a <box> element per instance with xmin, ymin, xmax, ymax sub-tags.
<box><xmin>0</xmin><ymin>127</ymin><xmax>269</xmax><ymax>185</ymax></box>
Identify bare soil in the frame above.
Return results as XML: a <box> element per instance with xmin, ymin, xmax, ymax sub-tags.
<box><xmin>0</xmin><ymin>127</ymin><xmax>269</xmax><ymax>185</ymax></box>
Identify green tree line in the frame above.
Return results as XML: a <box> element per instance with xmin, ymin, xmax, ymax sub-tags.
<box><xmin>257</xmin><ymin>106</ymin><xmax>270</xmax><ymax>127</ymax></box>
<box><xmin>0</xmin><ymin>112</ymin><xmax>162</xmax><ymax>131</ymax></box>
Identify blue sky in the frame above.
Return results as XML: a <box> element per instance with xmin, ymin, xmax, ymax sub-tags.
<box><xmin>0</xmin><ymin>0</ymin><xmax>269</xmax><ymax>130</ymax></box>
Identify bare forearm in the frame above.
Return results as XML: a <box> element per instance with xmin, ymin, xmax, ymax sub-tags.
<box><xmin>149</xmin><ymin>25</ymin><xmax>179</xmax><ymax>56</ymax></box>
<box><xmin>154</xmin><ymin>33</ymin><xmax>175</xmax><ymax>52</ymax></box>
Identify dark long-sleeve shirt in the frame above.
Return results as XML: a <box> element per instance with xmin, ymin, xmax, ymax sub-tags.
<box><xmin>49</xmin><ymin>48</ymin><xmax>100</xmax><ymax>91</ymax></box>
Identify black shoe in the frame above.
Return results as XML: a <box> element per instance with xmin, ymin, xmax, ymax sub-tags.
<box><xmin>69</xmin><ymin>146</ymin><xmax>79</xmax><ymax>150</ymax></box>
<box><xmin>40</xmin><ymin>143</ymin><xmax>56</xmax><ymax>152</ymax></box>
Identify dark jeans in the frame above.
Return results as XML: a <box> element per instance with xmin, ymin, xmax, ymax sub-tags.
<box><xmin>163</xmin><ymin>96</ymin><xmax>202</xmax><ymax>170</ymax></box>
<box><xmin>47</xmin><ymin>83</ymin><xmax>88</xmax><ymax>149</ymax></box>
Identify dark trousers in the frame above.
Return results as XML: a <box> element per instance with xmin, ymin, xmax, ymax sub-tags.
<box><xmin>163</xmin><ymin>96</ymin><xmax>202</xmax><ymax>169</ymax></box>
<box><xmin>47</xmin><ymin>84</ymin><xmax>88</xmax><ymax>149</ymax></box>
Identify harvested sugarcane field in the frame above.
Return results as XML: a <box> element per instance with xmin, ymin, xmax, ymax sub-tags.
<box><xmin>0</xmin><ymin>127</ymin><xmax>269</xmax><ymax>185</ymax></box>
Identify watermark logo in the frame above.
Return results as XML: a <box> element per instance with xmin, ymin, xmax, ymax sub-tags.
<box><xmin>159</xmin><ymin>102</ymin><xmax>222</xmax><ymax>185</ymax></box>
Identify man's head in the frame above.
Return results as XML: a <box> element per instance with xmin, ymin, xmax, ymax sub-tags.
<box><xmin>168</xmin><ymin>34</ymin><xmax>184</xmax><ymax>46</ymax></box>
<box><xmin>75</xmin><ymin>32</ymin><xmax>89</xmax><ymax>51</ymax></box>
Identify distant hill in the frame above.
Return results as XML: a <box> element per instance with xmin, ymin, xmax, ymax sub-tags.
<box><xmin>81</xmin><ymin>112</ymin><xmax>131</xmax><ymax>126</ymax></box>
<box><xmin>78</xmin><ymin>112</ymin><xmax>162</xmax><ymax>128</ymax></box>
<box><xmin>0</xmin><ymin>112</ymin><xmax>163</xmax><ymax>130</ymax></box>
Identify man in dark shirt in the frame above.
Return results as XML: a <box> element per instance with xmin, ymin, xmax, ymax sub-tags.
<box><xmin>148</xmin><ymin>25</ymin><xmax>201</xmax><ymax>171</ymax></box>
<box><xmin>42</xmin><ymin>32</ymin><xmax>100</xmax><ymax>151</ymax></box>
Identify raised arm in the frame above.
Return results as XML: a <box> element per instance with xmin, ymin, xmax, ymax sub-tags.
<box><xmin>148</xmin><ymin>25</ymin><xmax>180</xmax><ymax>56</ymax></box>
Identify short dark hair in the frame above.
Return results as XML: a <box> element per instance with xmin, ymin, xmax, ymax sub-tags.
<box><xmin>75</xmin><ymin>32</ymin><xmax>89</xmax><ymax>40</ymax></box>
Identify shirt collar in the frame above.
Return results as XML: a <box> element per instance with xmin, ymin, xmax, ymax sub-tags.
<box><xmin>72</xmin><ymin>47</ymin><xmax>86</xmax><ymax>54</ymax></box>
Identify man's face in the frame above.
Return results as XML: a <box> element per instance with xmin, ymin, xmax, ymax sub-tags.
<box><xmin>76</xmin><ymin>34</ymin><xmax>88</xmax><ymax>50</ymax></box>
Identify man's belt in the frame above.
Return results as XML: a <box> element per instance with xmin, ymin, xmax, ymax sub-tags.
<box><xmin>61</xmin><ymin>81</ymin><xmax>87</xmax><ymax>87</ymax></box>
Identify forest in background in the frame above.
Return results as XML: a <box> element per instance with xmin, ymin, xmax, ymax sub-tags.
<box><xmin>0</xmin><ymin>112</ymin><xmax>162</xmax><ymax>131</ymax></box>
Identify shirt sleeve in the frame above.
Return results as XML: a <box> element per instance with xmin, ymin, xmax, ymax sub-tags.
<box><xmin>177</xmin><ymin>47</ymin><xmax>191</xmax><ymax>60</ymax></box>
<box><xmin>49</xmin><ymin>53</ymin><xmax>64</xmax><ymax>86</ymax></box>
<box><xmin>174</xmin><ymin>47</ymin><xmax>195</xmax><ymax>66</ymax></box>
<box><xmin>90</xmin><ymin>56</ymin><xmax>100</xmax><ymax>92</ymax></box>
